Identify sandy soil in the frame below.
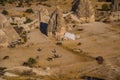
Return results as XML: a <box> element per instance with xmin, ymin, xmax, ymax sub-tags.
<box><xmin>0</xmin><ymin>22</ymin><xmax>120</xmax><ymax>80</ymax></box>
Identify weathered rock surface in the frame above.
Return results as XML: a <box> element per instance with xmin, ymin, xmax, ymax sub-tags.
<box><xmin>4</xmin><ymin>72</ymin><xmax>19</xmax><ymax>77</ymax></box>
<box><xmin>0</xmin><ymin>13</ymin><xmax>19</xmax><ymax>46</ymax></box>
<box><xmin>5</xmin><ymin>66</ymin><xmax>51</xmax><ymax>76</ymax></box>
<box><xmin>72</xmin><ymin>0</ymin><xmax>95</xmax><ymax>23</ymax></box>
<box><xmin>47</xmin><ymin>6</ymin><xmax>66</xmax><ymax>40</ymax></box>
<box><xmin>39</xmin><ymin>7</ymin><xmax>50</xmax><ymax>23</ymax></box>
<box><xmin>113</xmin><ymin>0</ymin><xmax>120</xmax><ymax>11</ymax></box>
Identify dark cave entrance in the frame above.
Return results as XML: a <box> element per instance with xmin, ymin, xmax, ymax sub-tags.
<box><xmin>40</xmin><ymin>22</ymin><xmax>48</xmax><ymax>36</ymax></box>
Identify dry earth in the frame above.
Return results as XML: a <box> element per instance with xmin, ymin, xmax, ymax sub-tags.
<box><xmin>0</xmin><ymin>22</ymin><xmax>120</xmax><ymax>80</ymax></box>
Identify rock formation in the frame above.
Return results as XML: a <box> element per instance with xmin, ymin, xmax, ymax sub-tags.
<box><xmin>113</xmin><ymin>0</ymin><xmax>120</xmax><ymax>11</ymax></box>
<box><xmin>47</xmin><ymin>6</ymin><xmax>66</xmax><ymax>40</ymax></box>
<box><xmin>0</xmin><ymin>13</ymin><xmax>19</xmax><ymax>46</ymax></box>
<box><xmin>72</xmin><ymin>0</ymin><xmax>95</xmax><ymax>23</ymax></box>
<box><xmin>39</xmin><ymin>7</ymin><xmax>50</xmax><ymax>23</ymax></box>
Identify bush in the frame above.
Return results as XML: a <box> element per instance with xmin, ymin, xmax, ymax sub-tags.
<box><xmin>102</xmin><ymin>4</ymin><xmax>109</xmax><ymax>11</ymax></box>
<box><xmin>10</xmin><ymin>23</ymin><xmax>17</xmax><ymax>25</ymax></box>
<box><xmin>0</xmin><ymin>0</ymin><xmax>4</xmax><ymax>4</ymax></box>
<box><xmin>24</xmin><ymin>18</ymin><xmax>33</xmax><ymax>24</ymax></box>
<box><xmin>22</xmin><ymin>36</ymin><xmax>27</xmax><ymax>43</ymax></box>
<box><xmin>23</xmin><ymin>57</ymin><xmax>37</xmax><ymax>67</ymax></box>
<box><xmin>25</xmin><ymin>8</ymin><xmax>34</xmax><ymax>13</ymax></box>
<box><xmin>2</xmin><ymin>10</ymin><xmax>8</xmax><ymax>15</ymax></box>
<box><xmin>28</xmin><ymin>58</ymin><xmax>37</xmax><ymax>65</ymax></box>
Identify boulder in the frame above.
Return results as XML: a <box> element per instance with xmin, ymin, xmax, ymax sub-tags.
<box><xmin>72</xmin><ymin>0</ymin><xmax>95</xmax><ymax>23</ymax></box>
<box><xmin>47</xmin><ymin>6</ymin><xmax>66</xmax><ymax>40</ymax></box>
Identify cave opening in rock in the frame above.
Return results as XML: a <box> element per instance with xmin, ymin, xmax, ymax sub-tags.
<box><xmin>40</xmin><ymin>22</ymin><xmax>48</xmax><ymax>36</ymax></box>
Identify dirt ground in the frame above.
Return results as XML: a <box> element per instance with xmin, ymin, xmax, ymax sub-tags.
<box><xmin>0</xmin><ymin>22</ymin><xmax>120</xmax><ymax>80</ymax></box>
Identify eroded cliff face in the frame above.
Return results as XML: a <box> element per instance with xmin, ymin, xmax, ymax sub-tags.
<box><xmin>47</xmin><ymin>7</ymin><xmax>66</xmax><ymax>40</ymax></box>
<box><xmin>113</xmin><ymin>0</ymin><xmax>120</xmax><ymax>11</ymax></box>
<box><xmin>0</xmin><ymin>13</ymin><xmax>19</xmax><ymax>46</ymax></box>
<box><xmin>39</xmin><ymin>7</ymin><xmax>50</xmax><ymax>23</ymax></box>
<box><xmin>72</xmin><ymin>0</ymin><xmax>95</xmax><ymax>23</ymax></box>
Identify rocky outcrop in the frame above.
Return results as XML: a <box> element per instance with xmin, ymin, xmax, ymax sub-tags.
<box><xmin>39</xmin><ymin>7</ymin><xmax>50</xmax><ymax>23</ymax></box>
<box><xmin>47</xmin><ymin>6</ymin><xmax>66</xmax><ymax>40</ymax></box>
<box><xmin>113</xmin><ymin>0</ymin><xmax>120</xmax><ymax>11</ymax></box>
<box><xmin>5</xmin><ymin>66</ymin><xmax>51</xmax><ymax>76</ymax></box>
<box><xmin>72</xmin><ymin>0</ymin><xmax>95</xmax><ymax>23</ymax></box>
<box><xmin>0</xmin><ymin>13</ymin><xmax>19</xmax><ymax>46</ymax></box>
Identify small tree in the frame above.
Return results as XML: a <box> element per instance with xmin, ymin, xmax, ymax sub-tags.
<box><xmin>102</xmin><ymin>4</ymin><xmax>109</xmax><ymax>11</ymax></box>
<box><xmin>2</xmin><ymin>10</ymin><xmax>8</xmax><ymax>15</ymax></box>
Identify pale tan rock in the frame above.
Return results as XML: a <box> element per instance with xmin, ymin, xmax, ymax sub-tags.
<box><xmin>0</xmin><ymin>13</ymin><xmax>20</xmax><ymax>46</ymax></box>
<box><xmin>39</xmin><ymin>7</ymin><xmax>50</xmax><ymax>23</ymax></box>
<box><xmin>4</xmin><ymin>72</ymin><xmax>19</xmax><ymax>77</ymax></box>
<box><xmin>72</xmin><ymin>0</ymin><xmax>95</xmax><ymax>23</ymax></box>
<box><xmin>47</xmin><ymin>6</ymin><xmax>66</xmax><ymax>40</ymax></box>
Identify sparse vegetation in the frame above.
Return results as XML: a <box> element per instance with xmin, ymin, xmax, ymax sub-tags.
<box><xmin>21</xmin><ymin>31</ymin><xmax>27</xmax><ymax>43</ymax></box>
<box><xmin>16</xmin><ymin>2</ymin><xmax>22</xmax><ymax>7</ymax></box>
<box><xmin>2</xmin><ymin>10</ymin><xmax>8</xmax><ymax>15</ymax></box>
<box><xmin>56</xmin><ymin>42</ymin><xmax>62</xmax><ymax>45</ymax></box>
<box><xmin>13</xmin><ymin>26</ymin><xmax>27</xmax><ymax>43</ymax></box>
<box><xmin>102</xmin><ymin>4</ymin><xmax>109</xmax><ymax>11</ymax></box>
<box><xmin>25</xmin><ymin>8</ymin><xmax>34</xmax><ymax>13</ymax></box>
<box><xmin>77</xmin><ymin>42</ymin><xmax>81</xmax><ymax>45</ymax></box>
<box><xmin>23</xmin><ymin>57</ymin><xmax>37</xmax><ymax>67</ymax></box>
<box><xmin>8</xmin><ymin>0</ymin><xmax>15</xmax><ymax>4</ymax></box>
<box><xmin>28</xmin><ymin>57</ymin><xmax>37</xmax><ymax>65</ymax></box>
<box><xmin>0</xmin><ymin>67</ymin><xmax>6</xmax><ymax>75</ymax></box>
<box><xmin>0</xmin><ymin>1</ymin><xmax>120</xmax><ymax>80</ymax></box>
<box><xmin>10</xmin><ymin>23</ymin><xmax>17</xmax><ymax>25</ymax></box>
<box><xmin>24</xmin><ymin>18</ymin><xmax>33</xmax><ymax>24</ymax></box>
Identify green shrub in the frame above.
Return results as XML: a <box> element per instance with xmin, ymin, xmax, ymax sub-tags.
<box><xmin>2</xmin><ymin>10</ymin><xmax>8</xmax><ymax>15</ymax></box>
<box><xmin>25</xmin><ymin>8</ymin><xmax>34</xmax><ymax>13</ymax></box>
<box><xmin>1</xmin><ymin>3</ymin><xmax>5</xmax><ymax>6</ymax></box>
<box><xmin>0</xmin><ymin>0</ymin><xmax>4</xmax><ymax>4</ymax></box>
<box><xmin>22</xmin><ymin>36</ymin><xmax>27</xmax><ymax>43</ymax></box>
<box><xmin>24</xmin><ymin>18</ymin><xmax>33</xmax><ymax>24</ymax></box>
<box><xmin>102</xmin><ymin>4</ymin><xmax>109</xmax><ymax>11</ymax></box>
<box><xmin>23</xmin><ymin>57</ymin><xmax>37</xmax><ymax>67</ymax></box>
<box><xmin>28</xmin><ymin>57</ymin><xmax>37</xmax><ymax>65</ymax></box>
<box><xmin>10</xmin><ymin>23</ymin><xmax>17</xmax><ymax>25</ymax></box>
